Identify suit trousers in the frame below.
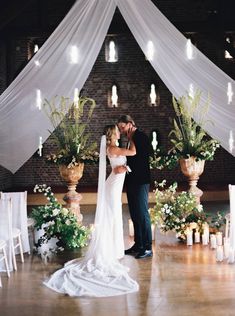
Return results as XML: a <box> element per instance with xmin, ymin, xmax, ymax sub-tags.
<box><xmin>126</xmin><ymin>183</ymin><xmax>152</xmax><ymax>251</ymax></box>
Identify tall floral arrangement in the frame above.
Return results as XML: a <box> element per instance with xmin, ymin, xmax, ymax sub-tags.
<box><xmin>31</xmin><ymin>184</ymin><xmax>90</xmax><ymax>251</ymax></box>
<box><xmin>169</xmin><ymin>90</ymin><xmax>220</xmax><ymax>160</ymax></box>
<box><xmin>150</xmin><ymin>180</ymin><xmax>207</xmax><ymax>240</ymax></box>
<box><xmin>44</xmin><ymin>96</ymin><xmax>99</xmax><ymax>168</ymax></box>
<box><xmin>150</xmin><ymin>90</ymin><xmax>220</xmax><ymax>170</ymax></box>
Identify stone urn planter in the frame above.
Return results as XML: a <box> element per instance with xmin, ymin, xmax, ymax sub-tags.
<box><xmin>180</xmin><ymin>156</ymin><xmax>205</xmax><ymax>204</ymax></box>
<box><xmin>59</xmin><ymin>163</ymin><xmax>84</xmax><ymax>222</ymax></box>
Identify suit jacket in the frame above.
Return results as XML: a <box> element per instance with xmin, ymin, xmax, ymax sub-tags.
<box><xmin>126</xmin><ymin>129</ymin><xmax>151</xmax><ymax>185</ymax></box>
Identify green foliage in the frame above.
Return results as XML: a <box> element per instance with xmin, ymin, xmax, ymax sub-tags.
<box><xmin>44</xmin><ymin>96</ymin><xmax>99</xmax><ymax>167</ymax></box>
<box><xmin>150</xmin><ymin>180</ymin><xmax>207</xmax><ymax>240</ymax></box>
<box><xmin>31</xmin><ymin>184</ymin><xmax>90</xmax><ymax>251</ymax></box>
<box><xmin>149</xmin><ymin>147</ymin><xmax>179</xmax><ymax>170</ymax></box>
<box><xmin>150</xmin><ymin>90</ymin><xmax>220</xmax><ymax>171</ymax></box>
<box><xmin>207</xmin><ymin>211</ymin><xmax>226</xmax><ymax>231</ymax></box>
<box><xmin>169</xmin><ymin>90</ymin><xmax>220</xmax><ymax>160</ymax></box>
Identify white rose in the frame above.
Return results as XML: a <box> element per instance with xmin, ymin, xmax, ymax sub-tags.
<box><xmin>62</xmin><ymin>208</ymin><xmax>69</xmax><ymax>215</ymax></box>
<box><xmin>52</xmin><ymin>209</ymin><xmax>60</xmax><ymax>216</ymax></box>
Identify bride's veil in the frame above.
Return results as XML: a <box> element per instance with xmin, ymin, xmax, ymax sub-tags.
<box><xmin>94</xmin><ymin>135</ymin><xmax>107</xmax><ymax>224</ymax></box>
<box><xmin>84</xmin><ymin>135</ymin><xmax>115</xmax><ymax>263</ymax></box>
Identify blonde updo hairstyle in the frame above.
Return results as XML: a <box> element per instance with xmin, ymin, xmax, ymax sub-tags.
<box><xmin>103</xmin><ymin>124</ymin><xmax>117</xmax><ymax>146</ymax></box>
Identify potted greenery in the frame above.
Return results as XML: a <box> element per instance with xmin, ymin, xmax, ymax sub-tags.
<box><xmin>168</xmin><ymin>90</ymin><xmax>219</xmax><ymax>202</ymax></box>
<box><xmin>150</xmin><ymin>90</ymin><xmax>219</xmax><ymax>202</ymax></box>
<box><xmin>150</xmin><ymin>180</ymin><xmax>207</xmax><ymax>241</ymax></box>
<box><xmin>32</xmin><ymin>184</ymin><xmax>90</xmax><ymax>258</ymax></box>
<box><xmin>44</xmin><ymin>96</ymin><xmax>99</xmax><ymax>221</ymax></box>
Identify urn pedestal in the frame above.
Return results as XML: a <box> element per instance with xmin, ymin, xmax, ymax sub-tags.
<box><xmin>59</xmin><ymin>163</ymin><xmax>84</xmax><ymax>222</ymax></box>
<box><xmin>180</xmin><ymin>157</ymin><xmax>205</xmax><ymax>204</ymax></box>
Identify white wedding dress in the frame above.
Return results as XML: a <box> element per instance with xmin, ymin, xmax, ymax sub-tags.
<box><xmin>44</xmin><ymin>137</ymin><xmax>139</xmax><ymax>297</ymax></box>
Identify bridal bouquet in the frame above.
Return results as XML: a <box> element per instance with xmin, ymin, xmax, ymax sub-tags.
<box><xmin>31</xmin><ymin>184</ymin><xmax>90</xmax><ymax>251</ymax></box>
<box><xmin>150</xmin><ymin>180</ymin><xmax>207</xmax><ymax>240</ymax></box>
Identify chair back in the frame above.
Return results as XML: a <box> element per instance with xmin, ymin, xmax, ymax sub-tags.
<box><xmin>0</xmin><ymin>198</ymin><xmax>13</xmax><ymax>271</ymax></box>
<box><xmin>0</xmin><ymin>192</ymin><xmax>29</xmax><ymax>253</ymax></box>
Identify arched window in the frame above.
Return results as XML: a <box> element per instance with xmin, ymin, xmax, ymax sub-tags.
<box><xmin>106</xmin><ymin>39</ymin><xmax>118</xmax><ymax>62</ymax></box>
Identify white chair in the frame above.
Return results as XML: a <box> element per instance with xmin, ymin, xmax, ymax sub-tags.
<box><xmin>0</xmin><ymin>192</ymin><xmax>29</xmax><ymax>269</ymax></box>
<box><xmin>0</xmin><ymin>198</ymin><xmax>13</xmax><ymax>275</ymax></box>
<box><xmin>0</xmin><ymin>240</ymin><xmax>10</xmax><ymax>287</ymax></box>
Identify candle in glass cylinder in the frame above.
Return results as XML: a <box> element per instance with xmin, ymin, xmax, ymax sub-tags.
<box><xmin>128</xmin><ymin>219</ymin><xmax>134</xmax><ymax>237</ymax></box>
<box><xmin>224</xmin><ymin>241</ymin><xmax>229</xmax><ymax>258</ymax></box>
<box><xmin>186</xmin><ymin>229</ymin><xmax>193</xmax><ymax>246</ymax></box>
<box><xmin>202</xmin><ymin>233</ymin><xmax>208</xmax><ymax>245</ymax></box>
<box><xmin>216</xmin><ymin>245</ymin><xmax>224</xmax><ymax>262</ymax></box>
<box><xmin>228</xmin><ymin>248</ymin><xmax>235</xmax><ymax>263</ymax></box>
<box><xmin>151</xmin><ymin>224</ymin><xmax>155</xmax><ymax>240</ymax></box>
<box><xmin>210</xmin><ymin>234</ymin><xmax>217</xmax><ymax>249</ymax></box>
<box><xmin>216</xmin><ymin>232</ymin><xmax>223</xmax><ymax>246</ymax></box>
<box><xmin>194</xmin><ymin>229</ymin><xmax>200</xmax><ymax>243</ymax></box>
<box><xmin>203</xmin><ymin>222</ymin><xmax>210</xmax><ymax>243</ymax></box>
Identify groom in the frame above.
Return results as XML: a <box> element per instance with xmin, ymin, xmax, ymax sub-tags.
<box><xmin>117</xmin><ymin>115</ymin><xmax>152</xmax><ymax>259</ymax></box>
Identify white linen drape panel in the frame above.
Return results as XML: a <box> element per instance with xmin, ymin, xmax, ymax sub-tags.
<box><xmin>117</xmin><ymin>0</ymin><xmax>235</xmax><ymax>155</ymax></box>
<box><xmin>0</xmin><ymin>0</ymin><xmax>116</xmax><ymax>173</ymax></box>
<box><xmin>0</xmin><ymin>0</ymin><xmax>234</xmax><ymax>174</ymax></box>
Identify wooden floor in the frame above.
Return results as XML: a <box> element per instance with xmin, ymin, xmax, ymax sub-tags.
<box><xmin>1</xmin><ymin>203</ymin><xmax>235</xmax><ymax>316</ymax></box>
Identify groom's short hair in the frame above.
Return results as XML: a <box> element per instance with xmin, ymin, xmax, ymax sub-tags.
<box><xmin>118</xmin><ymin>115</ymin><xmax>136</xmax><ymax>127</ymax></box>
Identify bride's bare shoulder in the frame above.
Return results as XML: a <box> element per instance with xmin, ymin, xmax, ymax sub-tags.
<box><xmin>107</xmin><ymin>145</ymin><xmax>118</xmax><ymax>157</ymax></box>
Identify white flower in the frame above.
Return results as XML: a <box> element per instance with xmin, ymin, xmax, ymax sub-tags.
<box><xmin>197</xmin><ymin>204</ymin><xmax>203</xmax><ymax>212</ymax></box>
<box><xmin>62</xmin><ymin>208</ymin><xmax>69</xmax><ymax>216</ymax></box>
<box><xmin>65</xmin><ymin>219</ymin><xmax>71</xmax><ymax>225</ymax></box>
<box><xmin>47</xmin><ymin>220</ymin><xmax>55</xmax><ymax>226</ymax></box>
<box><xmin>52</xmin><ymin>208</ymin><xmax>60</xmax><ymax>216</ymax></box>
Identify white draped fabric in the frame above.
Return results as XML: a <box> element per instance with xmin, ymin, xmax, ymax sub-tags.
<box><xmin>0</xmin><ymin>0</ymin><xmax>234</xmax><ymax>173</ymax></box>
<box><xmin>117</xmin><ymin>0</ymin><xmax>235</xmax><ymax>155</ymax></box>
<box><xmin>0</xmin><ymin>0</ymin><xmax>116</xmax><ymax>173</ymax></box>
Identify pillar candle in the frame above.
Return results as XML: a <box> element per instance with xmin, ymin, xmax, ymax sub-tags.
<box><xmin>203</xmin><ymin>223</ymin><xmax>210</xmax><ymax>243</ymax></box>
<box><xmin>210</xmin><ymin>234</ymin><xmax>217</xmax><ymax>249</ymax></box>
<box><xmin>129</xmin><ymin>219</ymin><xmax>134</xmax><ymax>237</ymax></box>
<box><xmin>151</xmin><ymin>224</ymin><xmax>155</xmax><ymax>241</ymax></box>
<box><xmin>194</xmin><ymin>230</ymin><xmax>200</xmax><ymax>243</ymax></box>
<box><xmin>202</xmin><ymin>233</ymin><xmax>208</xmax><ymax>245</ymax></box>
<box><xmin>228</xmin><ymin>248</ymin><xmax>235</xmax><ymax>263</ymax></box>
<box><xmin>224</xmin><ymin>241</ymin><xmax>229</xmax><ymax>259</ymax></box>
<box><xmin>216</xmin><ymin>232</ymin><xmax>223</xmax><ymax>246</ymax></box>
<box><xmin>216</xmin><ymin>245</ymin><xmax>224</xmax><ymax>262</ymax></box>
<box><xmin>186</xmin><ymin>229</ymin><xmax>193</xmax><ymax>246</ymax></box>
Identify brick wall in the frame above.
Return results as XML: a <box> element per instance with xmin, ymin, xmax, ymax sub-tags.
<box><xmin>0</xmin><ymin>2</ymin><xmax>235</xmax><ymax>190</ymax></box>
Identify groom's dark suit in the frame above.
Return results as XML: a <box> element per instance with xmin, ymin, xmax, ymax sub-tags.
<box><xmin>126</xmin><ymin>129</ymin><xmax>152</xmax><ymax>255</ymax></box>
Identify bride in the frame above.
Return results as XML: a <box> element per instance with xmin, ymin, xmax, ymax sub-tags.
<box><xmin>44</xmin><ymin>125</ymin><xmax>139</xmax><ymax>297</ymax></box>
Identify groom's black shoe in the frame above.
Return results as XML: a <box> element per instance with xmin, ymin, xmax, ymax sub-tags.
<box><xmin>135</xmin><ymin>250</ymin><xmax>153</xmax><ymax>259</ymax></box>
<box><xmin>125</xmin><ymin>245</ymin><xmax>139</xmax><ymax>255</ymax></box>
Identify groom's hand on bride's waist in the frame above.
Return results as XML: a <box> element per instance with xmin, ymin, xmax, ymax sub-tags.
<box><xmin>113</xmin><ymin>165</ymin><xmax>127</xmax><ymax>174</ymax></box>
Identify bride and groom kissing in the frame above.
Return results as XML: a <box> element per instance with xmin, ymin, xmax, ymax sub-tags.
<box><xmin>44</xmin><ymin>114</ymin><xmax>152</xmax><ymax>297</ymax></box>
